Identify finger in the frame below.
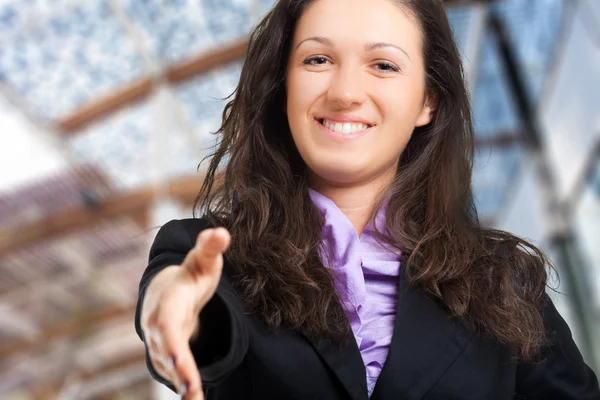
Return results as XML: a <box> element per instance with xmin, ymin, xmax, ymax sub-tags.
<box><xmin>148</xmin><ymin>346</ymin><xmax>177</xmax><ymax>386</ymax></box>
<box><xmin>147</xmin><ymin>332</ymin><xmax>182</xmax><ymax>389</ymax></box>
<box><xmin>148</xmin><ymin>331</ymin><xmax>163</xmax><ymax>356</ymax></box>
<box><xmin>173</xmin><ymin>345</ymin><xmax>203</xmax><ymax>400</ymax></box>
<box><xmin>149</xmin><ymin>306</ymin><xmax>186</xmax><ymax>390</ymax></box>
<box><xmin>168</xmin><ymin>354</ymin><xmax>185</xmax><ymax>395</ymax></box>
<box><xmin>161</xmin><ymin>332</ymin><xmax>202</xmax><ymax>400</ymax></box>
<box><xmin>160</xmin><ymin>320</ymin><xmax>202</xmax><ymax>398</ymax></box>
<box><xmin>181</xmin><ymin>229</ymin><xmax>214</xmax><ymax>275</ymax></box>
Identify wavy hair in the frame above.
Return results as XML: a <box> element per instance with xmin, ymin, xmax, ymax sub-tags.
<box><xmin>194</xmin><ymin>0</ymin><xmax>552</xmax><ymax>360</ymax></box>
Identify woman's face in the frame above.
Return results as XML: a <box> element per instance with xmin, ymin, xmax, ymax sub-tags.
<box><xmin>286</xmin><ymin>0</ymin><xmax>435</xmax><ymax>188</ymax></box>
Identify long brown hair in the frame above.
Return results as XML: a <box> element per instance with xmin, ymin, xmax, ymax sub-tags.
<box><xmin>194</xmin><ymin>0</ymin><xmax>552</xmax><ymax>360</ymax></box>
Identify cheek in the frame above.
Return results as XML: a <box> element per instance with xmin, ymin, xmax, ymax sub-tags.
<box><xmin>377</xmin><ymin>81</ymin><xmax>422</xmax><ymax>111</ymax></box>
<box><xmin>286</xmin><ymin>73</ymin><xmax>326</xmax><ymax>140</ymax></box>
<box><xmin>373</xmin><ymin>80</ymin><xmax>427</xmax><ymax>133</ymax></box>
<box><xmin>370</xmin><ymin>83</ymin><xmax>424</xmax><ymax>156</ymax></box>
<box><xmin>286</xmin><ymin>71</ymin><xmax>329</xmax><ymax>111</ymax></box>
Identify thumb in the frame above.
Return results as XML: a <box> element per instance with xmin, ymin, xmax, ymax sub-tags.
<box><xmin>182</xmin><ymin>227</ymin><xmax>231</xmax><ymax>279</ymax></box>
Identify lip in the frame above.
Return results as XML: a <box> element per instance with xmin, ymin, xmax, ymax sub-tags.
<box><xmin>314</xmin><ymin>117</ymin><xmax>372</xmax><ymax>141</ymax></box>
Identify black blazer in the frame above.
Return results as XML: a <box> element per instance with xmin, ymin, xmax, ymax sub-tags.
<box><xmin>135</xmin><ymin>218</ymin><xmax>600</xmax><ymax>400</ymax></box>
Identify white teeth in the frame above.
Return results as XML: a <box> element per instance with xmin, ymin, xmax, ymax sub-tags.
<box><xmin>322</xmin><ymin>119</ymin><xmax>369</xmax><ymax>134</ymax></box>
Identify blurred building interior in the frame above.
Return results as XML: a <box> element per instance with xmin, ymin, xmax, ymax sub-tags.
<box><xmin>0</xmin><ymin>0</ymin><xmax>598</xmax><ymax>398</ymax></box>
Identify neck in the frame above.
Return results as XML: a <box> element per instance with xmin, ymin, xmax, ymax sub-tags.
<box><xmin>309</xmin><ymin>172</ymin><xmax>393</xmax><ymax>236</ymax></box>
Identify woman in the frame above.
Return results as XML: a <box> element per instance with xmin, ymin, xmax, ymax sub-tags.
<box><xmin>135</xmin><ymin>0</ymin><xmax>600</xmax><ymax>399</ymax></box>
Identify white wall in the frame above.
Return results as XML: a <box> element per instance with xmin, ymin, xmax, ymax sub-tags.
<box><xmin>0</xmin><ymin>96</ymin><xmax>67</xmax><ymax>192</ymax></box>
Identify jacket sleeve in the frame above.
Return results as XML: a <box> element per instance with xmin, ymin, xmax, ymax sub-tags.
<box><xmin>516</xmin><ymin>294</ymin><xmax>600</xmax><ymax>399</ymax></box>
<box><xmin>134</xmin><ymin>218</ymin><xmax>249</xmax><ymax>392</ymax></box>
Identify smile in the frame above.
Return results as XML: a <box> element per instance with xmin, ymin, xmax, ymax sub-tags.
<box><xmin>315</xmin><ymin>118</ymin><xmax>374</xmax><ymax>141</ymax></box>
<box><xmin>318</xmin><ymin>118</ymin><xmax>372</xmax><ymax>134</ymax></box>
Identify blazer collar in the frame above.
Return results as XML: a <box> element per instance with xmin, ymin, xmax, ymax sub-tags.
<box><xmin>371</xmin><ymin>277</ymin><xmax>475</xmax><ymax>400</ymax></box>
<box><xmin>302</xmin><ymin>276</ymin><xmax>475</xmax><ymax>400</ymax></box>
<box><xmin>301</xmin><ymin>328</ymin><xmax>368</xmax><ymax>400</ymax></box>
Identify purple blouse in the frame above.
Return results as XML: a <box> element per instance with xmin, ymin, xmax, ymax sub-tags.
<box><xmin>308</xmin><ymin>189</ymin><xmax>401</xmax><ymax>397</ymax></box>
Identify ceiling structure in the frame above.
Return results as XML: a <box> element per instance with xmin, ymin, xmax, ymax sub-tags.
<box><xmin>0</xmin><ymin>0</ymin><xmax>572</xmax><ymax>398</ymax></box>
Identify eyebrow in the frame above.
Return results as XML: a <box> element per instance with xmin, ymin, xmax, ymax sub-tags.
<box><xmin>365</xmin><ymin>41</ymin><xmax>411</xmax><ymax>61</ymax></box>
<box><xmin>296</xmin><ymin>36</ymin><xmax>334</xmax><ymax>49</ymax></box>
<box><xmin>295</xmin><ymin>36</ymin><xmax>411</xmax><ymax>61</ymax></box>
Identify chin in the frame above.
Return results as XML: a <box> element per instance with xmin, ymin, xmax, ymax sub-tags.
<box><xmin>308</xmin><ymin>162</ymin><xmax>369</xmax><ymax>186</ymax></box>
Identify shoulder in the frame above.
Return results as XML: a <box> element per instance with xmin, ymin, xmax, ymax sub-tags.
<box><xmin>516</xmin><ymin>294</ymin><xmax>600</xmax><ymax>397</ymax></box>
<box><xmin>149</xmin><ymin>217</ymin><xmax>215</xmax><ymax>259</ymax></box>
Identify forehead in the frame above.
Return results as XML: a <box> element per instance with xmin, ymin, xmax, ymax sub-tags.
<box><xmin>292</xmin><ymin>0</ymin><xmax>422</xmax><ymax>52</ymax></box>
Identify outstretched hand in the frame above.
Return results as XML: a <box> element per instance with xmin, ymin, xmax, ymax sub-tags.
<box><xmin>140</xmin><ymin>227</ymin><xmax>231</xmax><ymax>400</ymax></box>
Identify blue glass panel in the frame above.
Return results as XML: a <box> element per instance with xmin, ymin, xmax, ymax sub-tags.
<box><xmin>123</xmin><ymin>0</ymin><xmax>255</xmax><ymax>64</ymax></box>
<box><xmin>468</xmin><ymin>0</ymin><xmax>566</xmax><ymax>221</ymax></box>
<box><xmin>0</xmin><ymin>0</ymin><xmax>146</xmax><ymax>119</ymax></box>
<box><xmin>447</xmin><ymin>5</ymin><xmax>476</xmax><ymax>58</ymax></box>
<box><xmin>492</xmin><ymin>0</ymin><xmax>566</xmax><ymax>103</ymax></box>
<box><xmin>472</xmin><ymin>145</ymin><xmax>524</xmax><ymax>219</ymax></box>
<box><xmin>174</xmin><ymin>60</ymin><xmax>242</xmax><ymax>130</ymax></box>
<box><xmin>472</xmin><ymin>30</ymin><xmax>521</xmax><ymax>138</ymax></box>
<box><xmin>68</xmin><ymin>99</ymin><xmax>154</xmax><ymax>190</ymax></box>
<box><xmin>470</xmin><ymin>29</ymin><xmax>523</xmax><ymax>220</ymax></box>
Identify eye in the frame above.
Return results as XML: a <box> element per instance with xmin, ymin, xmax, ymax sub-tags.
<box><xmin>303</xmin><ymin>56</ymin><xmax>330</xmax><ymax>66</ymax></box>
<box><xmin>373</xmin><ymin>61</ymin><xmax>400</xmax><ymax>73</ymax></box>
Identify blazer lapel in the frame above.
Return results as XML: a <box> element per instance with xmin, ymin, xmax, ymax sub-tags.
<box><xmin>302</xmin><ymin>332</ymin><xmax>368</xmax><ymax>400</ymax></box>
<box><xmin>371</xmin><ymin>277</ymin><xmax>475</xmax><ymax>400</ymax></box>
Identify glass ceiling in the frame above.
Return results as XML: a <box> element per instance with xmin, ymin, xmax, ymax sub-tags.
<box><xmin>0</xmin><ymin>0</ymin><xmax>568</xmax><ymax>223</ymax></box>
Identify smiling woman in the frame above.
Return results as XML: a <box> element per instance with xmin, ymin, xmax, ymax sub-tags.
<box><xmin>134</xmin><ymin>0</ymin><xmax>600</xmax><ymax>399</ymax></box>
<box><xmin>286</xmin><ymin>0</ymin><xmax>434</xmax><ymax>190</ymax></box>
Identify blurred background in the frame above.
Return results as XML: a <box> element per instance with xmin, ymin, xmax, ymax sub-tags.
<box><xmin>0</xmin><ymin>0</ymin><xmax>598</xmax><ymax>398</ymax></box>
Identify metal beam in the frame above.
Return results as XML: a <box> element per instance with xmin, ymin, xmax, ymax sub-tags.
<box><xmin>57</xmin><ymin>77</ymin><xmax>154</xmax><ymax>134</ymax></box>
<box><xmin>0</xmin><ymin>187</ymin><xmax>153</xmax><ymax>256</ymax></box>
<box><xmin>0</xmin><ymin>174</ymin><xmax>207</xmax><ymax>257</ymax></box>
<box><xmin>58</xmin><ymin>40</ymin><xmax>248</xmax><ymax>135</ymax></box>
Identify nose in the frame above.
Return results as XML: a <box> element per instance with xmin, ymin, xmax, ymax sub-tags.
<box><xmin>326</xmin><ymin>65</ymin><xmax>367</xmax><ymax>108</ymax></box>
